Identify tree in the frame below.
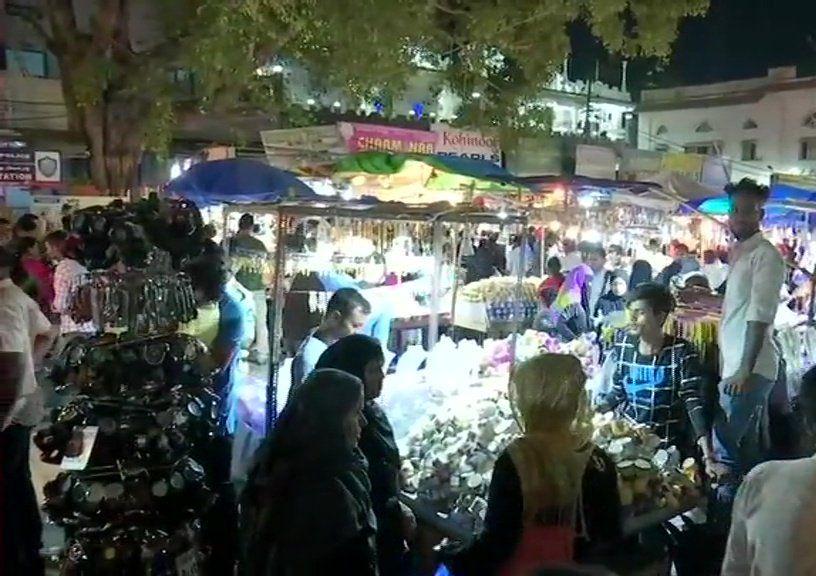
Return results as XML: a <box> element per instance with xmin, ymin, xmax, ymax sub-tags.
<box><xmin>21</xmin><ymin>0</ymin><xmax>708</xmax><ymax>195</ymax></box>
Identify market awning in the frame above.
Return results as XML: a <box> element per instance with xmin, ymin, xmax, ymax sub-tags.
<box><xmin>164</xmin><ymin>158</ymin><xmax>320</xmax><ymax>206</ymax></box>
<box><xmin>331</xmin><ymin>151</ymin><xmax>525</xmax><ymax>204</ymax></box>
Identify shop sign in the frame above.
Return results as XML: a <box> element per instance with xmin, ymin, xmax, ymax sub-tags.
<box><xmin>661</xmin><ymin>153</ymin><xmax>705</xmax><ymax>181</ymax></box>
<box><xmin>338</xmin><ymin>122</ymin><xmax>436</xmax><ymax>155</ymax></box>
<box><xmin>575</xmin><ymin>144</ymin><xmax>617</xmax><ymax>179</ymax></box>
<box><xmin>0</xmin><ymin>163</ymin><xmax>34</xmax><ymax>182</ymax></box>
<box><xmin>432</xmin><ymin>126</ymin><xmax>501</xmax><ymax>164</ymax></box>
<box><xmin>34</xmin><ymin>151</ymin><xmax>61</xmax><ymax>182</ymax></box>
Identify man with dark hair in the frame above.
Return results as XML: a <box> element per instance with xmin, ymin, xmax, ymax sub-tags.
<box><xmin>586</xmin><ymin>244</ymin><xmax>612</xmax><ymax>318</ymax></box>
<box><xmin>0</xmin><ymin>246</ymin><xmax>57</xmax><ymax>575</ymax></box>
<box><xmin>8</xmin><ymin>214</ymin><xmax>40</xmax><ymax>255</ymax></box>
<box><xmin>656</xmin><ymin>243</ymin><xmax>700</xmax><ymax>287</ymax></box>
<box><xmin>184</xmin><ymin>255</ymin><xmax>247</xmax><ymax>575</ymax></box>
<box><xmin>229</xmin><ymin>213</ymin><xmax>269</xmax><ymax>364</ymax></box>
<box><xmin>290</xmin><ymin>287</ymin><xmax>371</xmax><ymax>391</ymax></box>
<box><xmin>714</xmin><ymin>178</ymin><xmax>785</xmax><ymax>484</ymax></box>
<box><xmin>597</xmin><ymin>283</ymin><xmax>713</xmax><ymax>460</ymax></box>
<box><xmin>0</xmin><ymin>217</ymin><xmax>11</xmax><ymax>246</ymax></box>
<box><xmin>722</xmin><ymin>365</ymin><xmax>816</xmax><ymax>574</ymax></box>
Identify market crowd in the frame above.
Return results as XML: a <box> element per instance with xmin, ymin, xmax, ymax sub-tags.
<box><xmin>1</xmin><ymin>177</ymin><xmax>815</xmax><ymax>576</ymax></box>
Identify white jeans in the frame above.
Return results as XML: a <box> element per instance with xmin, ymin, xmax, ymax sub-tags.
<box><xmin>251</xmin><ymin>290</ymin><xmax>269</xmax><ymax>357</ymax></box>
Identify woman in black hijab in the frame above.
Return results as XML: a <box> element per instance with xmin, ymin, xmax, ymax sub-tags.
<box><xmin>628</xmin><ymin>260</ymin><xmax>653</xmax><ymax>291</ymax></box>
<box><xmin>316</xmin><ymin>334</ymin><xmax>413</xmax><ymax>576</ymax></box>
<box><xmin>242</xmin><ymin>369</ymin><xmax>376</xmax><ymax>575</ymax></box>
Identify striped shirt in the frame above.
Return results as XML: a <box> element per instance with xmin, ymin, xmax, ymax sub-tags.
<box><xmin>599</xmin><ymin>332</ymin><xmax>707</xmax><ymax>451</ymax></box>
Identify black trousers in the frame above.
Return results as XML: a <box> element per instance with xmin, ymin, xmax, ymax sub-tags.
<box><xmin>1</xmin><ymin>424</ymin><xmax>43</xmax><ymax>576</ymax></box>
<box><xmin>198</xmin><ymin>434</ymin><xmax>237</xmax><ymax>576</ymax></box>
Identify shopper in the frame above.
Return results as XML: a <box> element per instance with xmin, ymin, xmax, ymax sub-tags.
<box><xmin>597</xmin><ymin>283</ymin><xmax>714</xmax><ymax>459</ymax></box>
<box><xmin>586</xmin><ymin>245</ymin><xmax>612</xmax><ymax>318</ymax></box>
<box><xmin>0</xmin><ymin>246</ymin><xmax>57</xmax><ymax>576</ymax></box>
<box><xmin>185</xmin><ymin>255</ymin><xmax>248</xmax><ymax>576</ymax></box>
<box><xmin>45</xmin><ymin>230</ymin><xmax>94</xmax><ymax>335</ymax></box>
<box><xmin>721</xmin><ymin>365</ymin><xmax>816</xmax><ymax>575</ymax></box>
<box><xmin>701</xmin><ymin>249</ymin><xmax>728</xmax><ymax>292</ymax></box>
<box><xmin>0</xmin><ymin>217</ymin><xmax>11</xmax><ymax>246</ymax></box>
<box><xmin>538</xmin><ymin>257</ymin><xmax>565</xmax><ymax>307</ymax></box>
<box><xmin>316</xmin><ymin>334</ymin><xmax>415</xmax><ymax>576</ymax></box>
<box><xmin>290</xmin><ymin>287</ymin><xmax>371</xmax><ymax>391</ymax></box>
<box><xmin>438</xmin><ymin>354</ymin><xmax>621</xmax><ymax>575</ymax></box>
<box><xmin>7</xmin><ymin>213</ymin><xmax>41</xmax><ymax>255</ymax></box>
<box><xmin>14</xmin><ymin>237</ymin><xmax>54</xmax><ymax>315</ymax></box>
<box><xmin>595</xmin><ymin>270</ymin><xmax>629</xmax><ymax>326</ymax></box>
<box><xmin>714</xmin><ymin>179</ymin><xmax>786</xmax><ymax>487</ymax></box>
<box><xmin>229</xmin><ymin>213</ymin><xmax>270</xmax><ymax>364</ymax></box>
<box><xmin>628</xmin><ymin>260</ymin><xmax>653</xmax><ymax>291</ymax></box>
<box><xmin>544</xmin><ymin>264</ymin><xmax>591</xmax><ymax>342</ymax></box>
<box><xmin>655</xmin><ymin>244</ymin><xmax>700</xmax><ymax>287</ymax></box>
<box><xmin>242</xmin><ymin>368</ymin><xmax>376</xmax><ymax>576</ymax></box>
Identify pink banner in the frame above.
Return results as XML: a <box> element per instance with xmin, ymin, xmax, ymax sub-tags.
<box><xmin>339</xmin><ymin>122</ymin><xmax>437</xmax><ymax>155</ymax></box>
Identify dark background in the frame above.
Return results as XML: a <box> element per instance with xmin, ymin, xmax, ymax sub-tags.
<box><xmin>569</xmin><ymin>0</ymin><xmax>816</xmax><ymax>95</ymax></box>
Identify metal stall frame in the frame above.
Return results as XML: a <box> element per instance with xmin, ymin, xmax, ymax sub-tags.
<box><xmin>223</xmin><ymin>201</ymin><xmax>528</xmax><ymax>435</ymax></box>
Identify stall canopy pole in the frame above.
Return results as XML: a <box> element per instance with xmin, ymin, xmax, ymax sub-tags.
<box><xmin>510</xmin><ymin>222</ymin><xmax>528</xmax><ymax>374</ymax></box>
<box><xmin>428</xmin><ymin>220</ymin><xmax>444</xmax><ymax>350</ymax></box>
<box><xmin>449</xmin><ymin>222</ymin><xmax>469</xmax><ymax>336</ymax></box>
<box><xmin>266</xmin><ymin>210</ymin><xmax>287</xmax><ymax>435</ymax></box>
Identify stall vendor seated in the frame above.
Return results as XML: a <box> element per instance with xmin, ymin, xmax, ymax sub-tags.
<box><xmin>597</xmin><ymin>283</ymin><xmax>715</xmax><ymax>463</ymax></box>
<box><xmin>290</xmin><ymin>288</ymin><xmax>371</xmax><ymax>394</ymax></box>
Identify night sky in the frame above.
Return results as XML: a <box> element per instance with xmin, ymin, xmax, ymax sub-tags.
<box><xmin>570</xmin><ymin>0</ymin><xmax>816</xmax><ymax>94</ymax></box>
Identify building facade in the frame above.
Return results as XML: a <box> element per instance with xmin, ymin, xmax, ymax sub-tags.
<box><xmin>638</xmin><ymin>66</ymin><xmax>816</xmax><ymax>183</ymax></box>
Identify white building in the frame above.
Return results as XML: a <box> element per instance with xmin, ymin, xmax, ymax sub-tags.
<box><xmin>638</xmin><ymin>66</ymin><xmax>816</xmax><ymax>183</ymax></box>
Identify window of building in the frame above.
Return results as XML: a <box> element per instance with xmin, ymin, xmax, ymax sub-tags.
<box><xmin>684</xmin><ymin>141</ymin><xmax>720</xmax><ymax>155</ymax></box>
<box><xmin>741</xmin><ymin>140</ymin><xmax>758</xmax><ymax>161</ymax></box>
<box><xmin>800</xmin><ymin>138</ymin><xmax>816</xmax><ymax>160</ymax></box>
<box><xmin>5</xmin><ymin>48</ymin><xmax>47</xmax><ymax>77</ymax></box>
<box><xmin>804</xmin><ymin>113</ymin><xmax>816</xmax><ymax>129</ymax></box>
<box><xmin>743</xmin><ymin>118</ymin><xmax>758</xmax><ymax>130</ymax></box>
<box><xmin>656</xmin><ymin>124</ymin><xmax>668</xmax><ymax>136</ymax></box>
<box><xmin>695</xmin><ymin>121</ymin><xmax>713</xmax><ymax>133</ymax></box>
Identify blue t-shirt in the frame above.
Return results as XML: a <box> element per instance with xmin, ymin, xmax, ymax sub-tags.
<box><xmin>214</xmin><ymin>286</ymin><xmax>247</xmax><ymax>423</ymax></box>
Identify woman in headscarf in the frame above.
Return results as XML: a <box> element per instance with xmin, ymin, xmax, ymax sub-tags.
<box><xmin>439</xmin><ymin>354</ymin><xmax>621</xmax><ymax>575</ymax></box>
<box><xmin>628</xmin><ymin>260</ymin><xmax>653</xmax><ymax>291</ymax></box>
<box><xmin>550</xmin><ymin>264</ymin><xmax>591</xmax><ymax>341</ymax></box>
<box><xmin>316</xmin><ymin>334</ymin><xmax>414</xmax><ymax>576</ymax></box>
<box><xmin>595</xmin><ymin>270</ymin><xmax>629</xmax><ymax>323</ymax></box>
<box><xmin>241</xmin><ymin>369</ymin><xmax>377</xmax><ymax>576</ymax></box>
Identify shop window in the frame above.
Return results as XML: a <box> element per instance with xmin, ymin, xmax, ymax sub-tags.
<box><xmin>741</xmin><ymin>140</ymin><xmax>758</xmax><ymax>161</ymax></box>
<box><xmin>684</xmin><ymin>142</ymin><xmax>720</xmax><ymax>155</ymax></box>
<box><xmin>743</xmin><ymin>118</ymin><xmax>758</xmax><ymax>130</ymax></box>
<box><xmin>6</xmin><ymin>48</ymin><xmax>47</xmax><ymax>77</ymax></box>
<box><xmin>800</xmin><ymin>138</ymin><xmax>816</xmax><ymax>160</ymax></box>
<box><xmin>694</xmin><ymin>121</ymin><xmax>713</xmax><ymax>133</ymax></box>
<box><xmin>804</xmin><ymin>113</ymin><xmax>816</xmax><ymax>129</ymax></box>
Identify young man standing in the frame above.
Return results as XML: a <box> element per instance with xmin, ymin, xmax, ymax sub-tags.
<box><xmin>586</xmin><ymin>245</ymin><xmax>612</xmax><ymax>319</ymax></box>
<box><xmin>290</xmin><ymin>287</ymin><xmax>371</xmax><ymax>391</ymax></box>
<box><xmin>597</xmin><ymin>283</ymin><xmax>713</xmax><ymax>461</ymax></box>
<box><xmin>0</xmin><ymin>246</ymin><xmax>57</xmax><ymax>575</ymax></box>
<box><xmin>715</xmin><ymin>178</ymin><xmax>785</xmax><ymax>479</ymax></box>
<box><xmin>229</xmin><ymin>213</ymin><xmax>269</xmax><ymax>364</ymax></box>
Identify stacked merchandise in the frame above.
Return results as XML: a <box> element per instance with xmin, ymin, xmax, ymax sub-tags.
<box><xmin>36</xmin><ymin>286</ymin><xmax>218</xmax><ymax>573</ymax></box>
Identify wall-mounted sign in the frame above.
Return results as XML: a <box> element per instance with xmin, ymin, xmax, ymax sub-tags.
<box><xmin>432</xmin><ymin>125</ymin><xmax>501</xmax><ymax>164</ymax></box>
<box><xmin>34</xmin><ymin>150</ymin><xmax>61</xmax><ymax>182</ymax></box>
<box><xmin>338</xmin><ymin>122</ymin><xmax>436</xmax><ymax>154</ymax></box>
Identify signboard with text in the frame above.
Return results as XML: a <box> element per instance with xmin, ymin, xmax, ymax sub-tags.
<box><xmin>432</xmin><ymin>125</ymin><xmax>501</xmax><ymax>164</ymax></box>
<box><xmin>338</xmin><ymin>122</ymin><xmax>436</xmax><ymax>154</ymax></box>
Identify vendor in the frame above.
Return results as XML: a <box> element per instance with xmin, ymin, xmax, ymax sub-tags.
<box><xmin>438</xmin><ymin>354</ymin><xmax>621</xmax><ymax>575</ymax></box>
<box><xmin>596</xmin><ymin>283</ymin><xmax>715</xmax><ymax>463</ymax></box>
<box><xmin>290</xmin><ymin>287</ymin><xmax>371</xmax><ymax>393</ymax></box>
<box><xmin>316</xmin><ymin>334</ymin><xmax>415</xmax><ymax>576</ymax></box>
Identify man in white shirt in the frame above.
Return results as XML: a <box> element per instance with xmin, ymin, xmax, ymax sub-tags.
<box><xmin>290</xmin><ymin>288</ymin><xmax>371</xmax><ymax>395</ymax></box>
<box><xmin>715</xmin><ymin>179</ymin><xmax>786</xmax><ymax>480</ymax></box>
<box><xmin>586</xmin><ymin>244</ymin><xmax>612</xmax><ymax>318</ymax></box>
<box><xmin>722</xmin><ymin>366</ymin><xmax>816</xmax><ymax>576</ymax></box>
<box><xmin>0</xmin><ymin>246</ymin><xmax>57</xmax><ymax>574</ymax></box>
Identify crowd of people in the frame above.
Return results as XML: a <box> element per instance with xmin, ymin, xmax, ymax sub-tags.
<box><xmin>2</xmin><ymin>175</ymin><xmax>816</xmax><ymax>576</ymax></box>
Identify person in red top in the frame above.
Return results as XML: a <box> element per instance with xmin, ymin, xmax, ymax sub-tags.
<box><xmin>14</xmin><ymin>237</ymin><xmax>54</xmax><ymax>315</ymax></box>
<box><xmin>538</xmin><ymin>257</ymin><xmax>565</xmax><ymax>307</ymax></box>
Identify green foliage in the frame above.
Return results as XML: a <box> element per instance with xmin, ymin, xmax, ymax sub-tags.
<box><xmin>34</xmin><ymin>0</ymin><xmax>709</xmax><ymax>163</ymax></box>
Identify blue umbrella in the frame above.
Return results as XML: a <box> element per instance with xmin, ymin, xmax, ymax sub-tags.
<box><xmin>165</xmin><ymin>159</ymin><xmax>318</xmax><ymax>207</ymax></box>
